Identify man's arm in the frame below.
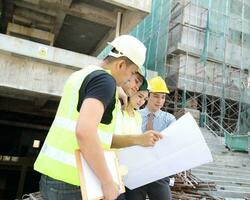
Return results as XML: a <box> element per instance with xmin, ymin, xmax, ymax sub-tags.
<box><xmin>76</xmin><ymin>98</ymin><xmax>119</xmax><ymax>200</ymax></box>
<box><xmin>111</xmin><ymin>130</ymin><xmax>162</xmax><ymax>148</ymax></box>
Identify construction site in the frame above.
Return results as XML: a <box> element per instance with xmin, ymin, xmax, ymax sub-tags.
<box><xmin>0</xmin><ymin>0</ymin><xmax>250</xmax><ymax>199</ymax></box>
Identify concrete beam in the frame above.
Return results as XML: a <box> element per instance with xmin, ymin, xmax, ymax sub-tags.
<box><xmin>14</xmin><ymin>1</ymin><xmax>115</xmax><ymax>40</ymax></box>
<box><xmin>0</xmin><ymin>34</ymin><xmax>101</xmax><ymax>69</ymax></box>
<box><xmin>0</xmin><ymin>97</ymin><xmax>56</xmax><ymax>117</ymax></box>
<box><xmin>0</xmin><ymin>85</ymin><xmax>59</xmax><ymax>102</ymax></box>
<box><xmin>92</xmin><ymin>9</ymin><xmax>147</xmax><ymax>56</ymax></box>
<box><xmin>14</xmin><ymin>0</ymin><xmax>115</xmax><ymax>28</ymax></box>
<box><xmin>0</xmin><ymin>53</ymin><xmax>74</xmax><ymax>97</ymax></box>
<box><xmin>40</xmin><ymin>0</ymin><xmax>72</xmax><ymax>7</ymax></box>
<box><xmin>68</xmin><ymin>2</ymin><xmax>117</xmax><ymax>28</ymax></box>
<box><xmin>0</xmin><ymin>34</ymin><xmax>101</xmax><ymax>98</ymax></box>
<box><xmin>102</xmin><ymin>0</ymin><xmax>151</xmax><ymax>13</ymax></box>
<box><xmin>14</xmin><ymin>0</ymin><xmax>149</xmax><ymax>32</ymax></box>
<box><xmin>52</xmin><ymin>0</ymin><xmax>72</xmax><ymax>41</ymax></box>
<box><xmin>0</xmin><ymin>119</ymin><xmax>49</xmax><ymax>130</ymax></box>
<box><xmin>120</xmin><ymin>9</ymin><xmax>146</xmax><ymax>34</ymax></box>
<box><xmin>14</xmin><ymin>1</ymin><xmax>57</xmax><ymax>17</ymax></box>
<box><xmin>24</xmin><ymin>0</ymin><xmax>151</xmax><ymax>13</ymax></box>
<box><xmin>14</xmin><ymin>7</ymin><xmax>55</xmax><ymax>25</ymax></box>
<box><xmin>92</xmin><ymin>28</ymin><xmax>116</xmax><ymax>56</ymax></box>
<box><xmin>13</xmin><ymin>15</ymin><xmax>32</xmax><ymax>25</ymax></box>
<box><xmin>20</xmin><ymin>0</ymin><xmax>40</xmax><ymax>5</ymax></box>
<box><xmin>177</xmin><ymin>78</ymin><xmax>246</xmax><ymax>103</ymax></box>
<box><xmin>13</xmin><ymin>15</ymin><xmax>54</xmax><ymax>31</ymax></box>
<box><xmin>168</xmin><ymin>42</ymin><xmax>245</xmax><ymax>70</ymax></box>
<box><xmin>7</xmin><ymin>23</ymin><xmax>55</xmax><ymax>45</ymax></box>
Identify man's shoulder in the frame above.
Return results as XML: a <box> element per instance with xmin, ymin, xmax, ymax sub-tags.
<box><xmin>87</xmin><ymin>69</ymin><xmax>115</xmax><ymax>86</ymax></box>
<box><xmin>76</xmin><ymin>66</ymin><xmax>112</xmax><ymax>78</ymax></box>
<box><xmin>159</xmin><ymin>110</ymin><xmax>176</xmax><ymax>120</ymax></box>
<box><xmin>165</xmin><ymin>112</ymin><xmax>176</xmax><ymax>122</ymax></box>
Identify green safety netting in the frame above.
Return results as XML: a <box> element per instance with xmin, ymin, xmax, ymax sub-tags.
<box><xmin>99</xmin><ymin>0</ymin><xmax>250</xmax><ymax>135</ymax></box>
<box><xmin>194</xmin><ymin>0</ymin><xmax>250</xmax><ymax>135</ymax></box>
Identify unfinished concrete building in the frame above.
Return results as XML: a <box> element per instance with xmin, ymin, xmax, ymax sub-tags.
<box><xmin>1</xmin><ymin>0</ymin><xmax>250</xmax><ymax>199</ymax></box>
<box><xmin>122</xmin><ymin>0</ymin><xmax>250</xmax><ymax>197</ymax></box>
<box><xmin>99</xmin><ymin>0</ymin><xmax>250</xmax><ymax>150</ymax></box>
<box><xmin>0</xmin><ymin>0</ymin><xmax>151</xmax><ymax>199</ymax></box>
<box><xmin>165</xmin><ymin>0</ymin><xmax>250</xmax><ymax>150</ymax></box>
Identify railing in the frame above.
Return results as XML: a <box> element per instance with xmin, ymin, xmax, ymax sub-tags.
<box><xmin>203</xmin><ymin>112</ymin><xmax>232</xmax><ymax>145</ymax></box>
<box><xmin>203</xmin><ymin>113</ymin><xmax>250</xmax><ymax>152</ymax></box>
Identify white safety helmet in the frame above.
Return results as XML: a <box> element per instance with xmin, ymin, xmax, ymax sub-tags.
<box><xmin>108</xmin><ymin>35</ymin><xmax>146</xmax><ymax>75</ymax></box>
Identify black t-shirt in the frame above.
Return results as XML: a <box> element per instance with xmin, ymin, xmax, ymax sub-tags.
<box><xmin>77</xmin><ymin>70</ymin><xmax>116</xmax><ymax>124</ymax></box>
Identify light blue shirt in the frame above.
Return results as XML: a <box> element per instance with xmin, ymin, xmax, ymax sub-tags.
<box><xmin>139</xmin><ymin>107</ymin><xmax>176</xmax><ymax>132</ymax></box>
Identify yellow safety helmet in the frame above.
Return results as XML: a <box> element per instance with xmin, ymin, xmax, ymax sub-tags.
<box><xmin>148</xmin><ymin>76</ymin><xmax>169</xmax><ymax>94</ymax></box>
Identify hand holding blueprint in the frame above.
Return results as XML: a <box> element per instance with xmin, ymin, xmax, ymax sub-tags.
<box><xmin>118</xmin><ymin>112</ymin><xmax>213</xmax><ymax>189</ymax></box>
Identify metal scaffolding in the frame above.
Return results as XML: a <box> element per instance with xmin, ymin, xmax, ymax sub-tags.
<box><xmin>99</xmin><ymin>0</ymin><xmax>250</xmax><ymax>142</ymax></box>
<box><xmin>166</xmin><ymin>0</ymin><xmax>250</xmax><ymax>139</ymax></box>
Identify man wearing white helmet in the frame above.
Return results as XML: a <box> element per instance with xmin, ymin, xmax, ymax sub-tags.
<box><xmin>34</xmin><ymin>35</ymin><xmax>147</xmax><ymax>200</ymax></box>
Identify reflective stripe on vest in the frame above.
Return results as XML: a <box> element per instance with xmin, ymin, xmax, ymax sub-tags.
<box><xmin>53</xmin><ymin>117</ymin><xmax>76</xmax><ymax>133</ymax></box>
<box><xmin>53</xmin><ymin>117</ymin><xmax>113</xmax><ymax>147</ymax></box>
<box><xmin>41</xmin><ymin>144</ymin><xmax>76</xmax><ymax>167</ymax></box>
<box><xmin>34</xmin><ymin>66</ymin><xmax>118</xmax><ymax>186</ymax></box>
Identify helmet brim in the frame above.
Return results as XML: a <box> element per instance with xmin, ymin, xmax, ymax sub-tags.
<box><xmin>108</xmin><ymin>43</ymin><xmax>144</xmax><ymax>76</ymax></box>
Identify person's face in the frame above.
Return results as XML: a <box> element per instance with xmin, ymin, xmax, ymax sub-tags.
<box><xmin>129</xmin><ymin>91</ymin><xmax>149</xmax><ymax>110</ymax></box>
<box><xmin>122</xmin><ymin>73</ymin><xmax>143</xmax><ymax>97</ymax></box>
<box><xmin>116</xmin><ymin>60</ymin><xmax>138</xmax><ymax>87</ymax></box>
<box><xmin>147</xmin><ymin>92</ymin><xmax>166</xmax><ymax>112</ymax></box>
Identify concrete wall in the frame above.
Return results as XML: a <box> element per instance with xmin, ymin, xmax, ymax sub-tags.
<box><xmin>168</xmin><ymin>1</ymin><xmax>250</xmax><ymax>70</ymax></box>
<box><xmin>0</xmin><ymin>34</ymin><xmax>101</xmax><ymax>98</ymax></box>
<box><xmin>166</xmin><ymin>1</ymin><xmax>250</xmax><ymax>105</ymax></box>
<box><xmin>0</xmin><ymin>53</ymin><xmax>75</xmax><ymax>97</ymax></box>
<box><xmin>166</xmin><ymin>54</ymin><xmax>249</xmax><ymax>102</ymax></box>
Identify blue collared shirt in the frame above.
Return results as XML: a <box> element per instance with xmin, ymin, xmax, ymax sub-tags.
<box><xmin>139</xmin><ymin>107</ymin><xmax>176</xmax><ymax>132</ymax></box>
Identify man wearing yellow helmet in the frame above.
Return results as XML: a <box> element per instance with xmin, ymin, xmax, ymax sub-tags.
<box><xmin>125</xmin><ymin>76</ymin><xmax>176</xmax><ymax>200</ymax></box>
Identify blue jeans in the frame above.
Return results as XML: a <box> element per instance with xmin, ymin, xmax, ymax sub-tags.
<box><xmin>125</xmin><ymin>177</ymin><xmax>172</xmax><ymax>200</ymax></box>
<box><xmin>39</xmin><ymin>175</ymin><xmax>82</xmax><ymax>200</ymax></box>
<box><xmin>40</xmin><ymin>174</ymin><xmax>126</xmax><ymax>200</ymax></box>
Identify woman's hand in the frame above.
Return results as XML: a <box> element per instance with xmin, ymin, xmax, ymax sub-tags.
<box><xmin>137</xmin><ymin>131</ymin><xmax>163</xmax><ymax>147</ymax></box>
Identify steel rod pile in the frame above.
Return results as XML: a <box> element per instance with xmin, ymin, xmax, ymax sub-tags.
<box><xmin>171</xmin><ymin>171</ymin><xmax>223</xmax><ymax>200</ymax></box>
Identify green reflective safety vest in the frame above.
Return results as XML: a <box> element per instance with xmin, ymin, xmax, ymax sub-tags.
<box><xmin>34</xmin><ymin>66</ymin><xmax>119</xmax><ymax>186</ymax></box>
<box><xmin>121</xmin><ymin>111</ymin><xmax>142</xmax><ymax>135</ymax></box>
